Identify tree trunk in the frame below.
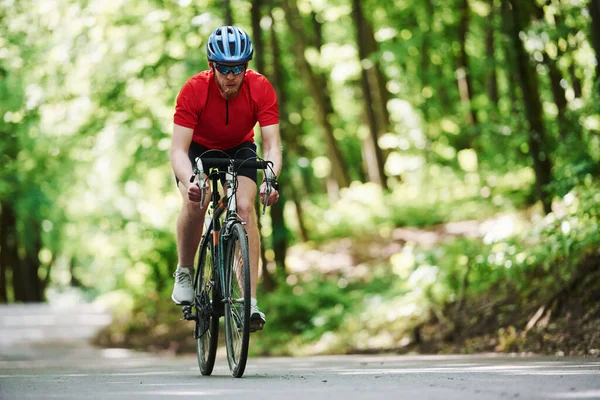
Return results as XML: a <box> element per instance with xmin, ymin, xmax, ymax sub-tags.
<box><xmin>22</xmin><ymin>221</ymin><xmax>43</xmax><ymax>301</ymax></box>
<box><xmin>41</xmin><ymin>253</ymin><xmax>53</xmax><ymax>297</ymax></box>
<box><xmin>0</xmin><ymin>203</ymin><xmax>17</xmax><ymax>303</ymax></box>
<box><xmin>545</xmin><ymin>55</ymin><xmax>568</xmax><ymax>131</ymax></box>
<box><xmin>251</xmin><ymin>0</ymin><xmax>266</xmax><ymax>74</ymax></box>
<box><xmin>282</xmin><ymin>0</ymin><xmax>351</xmax><ymax>189</ymax></box>
<box><xmin>361</xmin><ymin>5</ymin><xmax>392</xmax><ymax>137</ymax></box>
<box><xmin>486</xmin><ymin>0</ymin><xmax>499</xmax><ymax>107</ymax></box>
<box><xmin>251</xmin><ymin>0</ymin><xmax>273</xmax><ymax>291</ymax></box>
<box><xmin>457</xmin><ymin>0</ymin><xmax>478</xmax><ymax>126</ymax></box>
<box><xmin>568</xmin><ymin>60</ymin><xmax>583</xmax><ymax>98</ymax></box>
<box><xmin>533</xmin><ymin>2</ymin><xmax>568</xmax><ymax>131</ymax></box>
<box><xmin>288</xmin><ymin>180</ymin><xmax>309</xmax><ymax>242</ymax></box>
<box><xmin>268</xmin><ymin>24</ymin><xmax>290</xmax><ymax>285</ymax></box>
<box><xmin>270</xmin><ymin>175</ymin><xmax>289</xmax><ymax>284</ymax></box>
<box><xmin>224</xmin><ymin>0</ymin><xmax>234</xmax><ymax>26</ymax></box>
<box><xmin>270</xmin><ymin>10</ymin><xmax>309</xmax><ymax>243</ymax></box>
<box><xmin>590</xmin><ymin>0</ymin><xmax>600</xmax><ymax>83</ymax></box>
<box><xmin>508</xmin><ymin>0</ymin><xmax>553</xmax><ymax>214</ymax></box>
<box><xmin>4</xmin><ymin>203</ymin><xmax>25</xmax><ymax>302</ymax></box>
<box><xmin>256</xmin><ymin>196</ymin><xmax>274</xmax><ymax>292</ymax></box>
<box><xmin>352</xmin><ymin>0</ymin><xmax>388</xmax><ymax>189</ymax></box>
<box><xmin>311</xmin><ymin>11</ymin><xmax>323</xmax><ymax>49</ymax></box>
<box><xmin>259</xmin><ymin>11</ymin><xmax>301</xmax><ymax>292</ymax></box>
<box><xmin>501</xmin><ymin>0</ymin><xmax>521</xmax><ymax>113</ymax></box>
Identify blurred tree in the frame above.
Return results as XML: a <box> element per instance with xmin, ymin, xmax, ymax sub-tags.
<box><xmin>267</xmin><ymin>9</ymin><xmax>300</xmax><ymax>285</ymax></box>
<box><xmin>1</xmin><ymin>0</ymin><xmax>598</xmax><ymax>332</ymax></box>
<box><xmin>533</xmin><ymin>1</ymin><xmax>568</xmax><ymax>133</ymax></box>
<box><xmin>590</xmin><ymin>0</ymin><xmax>600</xmax><ymax>83</ymax></box>
<box><xmin>267</xmin><ymin>19</ymin><xmax>309</xmax><ymax>244</ymax></box>
<box><xmin>457</xmin><ymin>0</ymin><xmax>478</xmax><ymax>128</ymax></box>
<box><xmin>282</xmin><ymin>0</ymin><xmax>351</xmax><ymax>191</ymax></box>
<box><xmin>0</xmin><ymin>203</ymin><xmax>17</xmax><ymax>302</ymax></box>
<box><xmin>508</xmin><ymin>0</ymin><xmax>553</xmax><ymax>214</ymax></box>
<box><xmin>501</xmin><ymin>0</ymin><xmax>521</xmax><ymax>113</ymax></box>
<box><xmin>352</xmin><ymin>0</ymin><xmax>388</xmax><ymax>189</ymax></box>
<box><xmin>225</xmin><ymin>0</ymin><xmax>234</xmax><ymax>26</ymax></box>
<box><xmin>486</xmin><ymin>0</ymin><xmax>500</xmax><ymax>108</ymax></box>
<box><xmin>0</xmin><ymin>2</ymin><xmax>63</xmax><ymax>302</ymax></box>
<box><xmin>418</xmin><ymin>0</ymin><xmax>453</xmax><ymax>117</ymax></box>
<box><xmin>251</xmin><ymin>0</ymin><xmax>273</xmax><ymax>289</ymax></box>
<box><xmin>251</xmin><ymin>0</ymin><xmax>266</xmax><ymax>75</ymax></box>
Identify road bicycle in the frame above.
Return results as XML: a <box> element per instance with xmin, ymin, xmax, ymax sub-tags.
<box><xmin>181</xmin><ymin>152</ymin><xmax>276</xmax><ymax>378</ymax></box>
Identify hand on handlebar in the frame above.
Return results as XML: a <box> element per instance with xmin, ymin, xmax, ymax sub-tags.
<box><xmin>260</xmin><ymin>181</ymin><xmax>279</xmax><ymax>207</ymax></box>
<box><xmin>187</xmin><ymin>183</ymin><xmax>203</xmax><ymax>203</ymax></box>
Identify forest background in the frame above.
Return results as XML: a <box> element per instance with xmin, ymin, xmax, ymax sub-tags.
<box><xmin>1</xmin><ymin>0</ymin><xmax>599</xmax><ymax>356</ymax></box>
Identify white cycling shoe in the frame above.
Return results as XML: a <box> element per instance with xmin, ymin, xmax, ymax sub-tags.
<box><xmin>171</xmin><ymin>266</ymin><xmax>194</xmax><ymax>305</ymax></box>
<box><xmin>250</xmin><ymin>298</ymin><xmax>266</xmax><ymax>332</ymax></box>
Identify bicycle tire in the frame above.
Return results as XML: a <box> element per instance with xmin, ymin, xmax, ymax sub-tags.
<box><xmin>223</xmin><ymin>222</ymin><xmax>251</xmax><ymax>378</ymax></box>
<box><xmin>195</xmin><ymin>208</ymin><xmax>225</xmax><ymax>376</ymax></box>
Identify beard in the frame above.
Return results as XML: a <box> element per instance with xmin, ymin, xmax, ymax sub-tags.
<box><xmin>217</xmin><ymin>77</ymin><xmax>244</xmax><ymax>100</ymax></box>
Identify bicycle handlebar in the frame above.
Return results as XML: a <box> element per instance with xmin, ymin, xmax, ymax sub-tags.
<box><xmin>190</xmin><ymin>157</ymin><xmax>278</xmax><ymax>214</ymax></box>
<box><xmin>194</xmin><ymin>158</ymin><xmax>272</xmax><ymax>171</ymax></box>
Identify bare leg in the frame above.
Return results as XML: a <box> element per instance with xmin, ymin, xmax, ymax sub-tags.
<box><xmin>235</xmin><ymin>177</ymin><xmax>259</xmax><ymax>298</ymax></box>
<box><xmin>176</xmin><ymin>181</ymin><xmax>207</xmax><ymax>266</ymax></box>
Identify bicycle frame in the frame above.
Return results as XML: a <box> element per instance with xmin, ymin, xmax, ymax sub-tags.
<box><xmin>188</xmin><ymin>155</ymin><xmax>275</xmax><ymax>378</ymax></box>
<box><xmin>205</xmin><ymin>163</ymin><xmax>241</xmax><ymax>303</ymax></box>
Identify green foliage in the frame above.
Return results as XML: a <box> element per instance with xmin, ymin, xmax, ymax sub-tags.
<box><xmin>1</xmin><ymin>0</ymin><xmax>599</xmax><ymax>357</ymax></box>
<box><xmin>417</xmin><ymin>180</ymin><xmax>600</xmax><ymax>305</ymax></box>
<box><xmin>251</xmin><ymin>276</ymin><xmax>352</xmax><ymax>355</ymax></box>
<box><xmin>253</xmin><ymin>181</ymin><xmax>596</xmax><ymax>356</ymax></box>
<box><xmin>300</xmin><ymin>165</ymin><xmax>533</xmax><ymax>243</ymax></box>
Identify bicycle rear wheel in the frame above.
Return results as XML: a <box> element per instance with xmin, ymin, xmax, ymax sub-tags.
<box><xmin>223</xmin><ymin>222</ymin><xmax>251</xmax><ymax>378</ymax></box>
<box><xmin>195</xmin><ymin>233</ymin><xmax>219</xmax><ymax>376</ymax></box>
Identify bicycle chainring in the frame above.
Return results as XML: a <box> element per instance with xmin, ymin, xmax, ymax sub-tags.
<box><xmin>195</xmin><ymin>291</ymin><xmax>212</xmax><ymax>339</ymax></box>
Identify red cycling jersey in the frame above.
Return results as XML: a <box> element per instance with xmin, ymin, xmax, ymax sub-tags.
<box><xmin>173</xmin><ymin>69</ymin><xmax>279</xmax><ymax>150</ymax></box>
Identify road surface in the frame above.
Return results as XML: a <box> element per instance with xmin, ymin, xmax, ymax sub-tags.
<box><xmin>1</xmin><ymin>343</ymin><xmax>599</xmax><ymax>399</ymax></box>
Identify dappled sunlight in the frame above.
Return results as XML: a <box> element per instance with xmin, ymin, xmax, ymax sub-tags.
<box><xmin>482</xmin><ymin>215</ymin><xmax>519</xmax><ymax>244</ymax></box>
<box><xmin>101</xmin><ymin>348</ymin><xmax>132</xmax><ymax>359</ymax></box>
<box><xmin>549</xmin><ymin>391</ymin><xmax>600</xmax><ymax>399</ymax></box>
<box><xmin>406</xmin><ymin>265</ymin><xmax>438</xmax><ymax>289</ymax></box>
<box><xmin>2</xmin><ymin>0</ymin><xmax>599</xmax><ymax>365</ymax></box>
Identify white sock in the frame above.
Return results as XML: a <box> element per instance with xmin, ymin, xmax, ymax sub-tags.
<box><xmin>251</xmin><ymin>297</ymin><xmax>257</xmax><ymax>307</ymax></box>
<box><xmin>177</xmin><ymin>264</ymin><xmax>194</xmax><ymax>271</ymax></box>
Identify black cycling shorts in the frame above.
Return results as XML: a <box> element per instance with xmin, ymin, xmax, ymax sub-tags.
<box><xmin>175</xmin><ymin>141</ymin><xmax>258</xmax><ymax>186</ymax></box>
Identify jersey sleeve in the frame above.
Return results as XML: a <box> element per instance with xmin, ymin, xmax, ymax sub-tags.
<box><xmin>256</xmin><ymin>77</ymin><xmax>279</xmax><ymax>127</ymax></box>
<box><xmin>173</xmin><ymin>79</ymin><xmax>201</xmax><ymax>129</ymax></box>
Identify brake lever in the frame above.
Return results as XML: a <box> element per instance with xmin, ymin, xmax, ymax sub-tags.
<box><xmin>193</xmin><ymin>157</ymin><xmax>209</xmax><ymax>208</ymax></box>
<box><xmin>262</xmin><ymin>185</ymin><xmax>272</xmax><ymax>215</ymax></box>
<box><xmin>262</xmin><ymin>167</ymin><xmax>276</xmax><ymax>215</ymax></box>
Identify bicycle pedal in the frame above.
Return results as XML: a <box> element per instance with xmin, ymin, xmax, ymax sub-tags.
<box><xmin>249</xmin><ymin>320</ymin><xmax>265</xmax><ymax>332</ymax></box>
<box><xmin>181</xmin><ymin>305</ymin><xmax>196</xmax><ymax>321</ymax></box>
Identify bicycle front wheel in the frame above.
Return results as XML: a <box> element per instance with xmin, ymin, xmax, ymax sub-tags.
<box><xmin>195</xmin><ymin>237</ymin><xmax>219</xmax><ymax>376</ymax></box>
<box><xmin>223</xmin><ymin>222</ymin><xmax>251</xmax><ymax>378</ymax></box>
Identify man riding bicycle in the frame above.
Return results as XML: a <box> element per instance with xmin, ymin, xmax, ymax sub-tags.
<box><xmin>170</xmin><ymin>26</ymin><xmax>281</xmax><ymax>330</ymax></box>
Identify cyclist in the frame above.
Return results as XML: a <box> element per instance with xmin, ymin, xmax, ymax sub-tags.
<box><xmin>169</xmin><ymin>26</ymin><xmax>281</xmax><ymax>331</ymax></box>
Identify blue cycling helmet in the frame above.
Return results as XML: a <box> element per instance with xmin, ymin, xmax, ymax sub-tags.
<box><xmin>206</xmin><ymin>26</ymin><xmax>254</xmax><ymax>63</ymax></box>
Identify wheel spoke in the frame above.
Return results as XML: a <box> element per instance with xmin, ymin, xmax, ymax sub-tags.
<box><xmin>224</xmin><ymin>223</ymin><xmax>250</xmax><ymax>378</ymax></box>
<box><xmin>195</xmin><ymin>222</ymin><xmax>220</xmax><ymax>376</ymax></box>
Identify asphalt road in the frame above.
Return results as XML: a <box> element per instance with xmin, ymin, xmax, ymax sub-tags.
<box><xmin>0</xmin><ymin>344</ymin><xmax>599</xmax><ymax>400</ymax></box>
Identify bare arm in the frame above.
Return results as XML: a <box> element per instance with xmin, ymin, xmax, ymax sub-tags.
<box><xmin>259</xmin><ymin>123</ymin><xmax>282</xmax><ymax>207</ymax></box>
<box><xmin>170</xmin><ymin>123</ymin><xmax>195</xmax><ymax>189</ymax></box>
<box><xmin>260</xmin><ymin>123</ymin><xmax>282</xmax><ymax>177</ymax></box>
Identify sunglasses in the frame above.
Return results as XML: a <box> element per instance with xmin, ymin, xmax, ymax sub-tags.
<box><xmin>213</xmin><ymin>62</ymin><xmax>246</xmax><ymax>75</ymax></box>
